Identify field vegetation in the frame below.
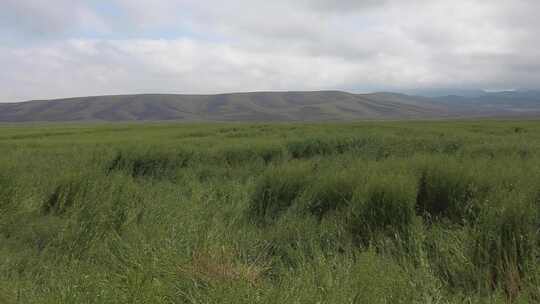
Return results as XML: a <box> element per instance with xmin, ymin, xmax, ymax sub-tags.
<box><xmin>1</xmin><ymin>121</ymin><xmax>540</xmax><ymax>303</ymax></box>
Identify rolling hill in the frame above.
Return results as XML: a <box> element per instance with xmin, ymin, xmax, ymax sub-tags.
<box><xmin>0</xmin><ymin>91</ymin><xmax>450</xmax><ymax>122</ymax></box>
<box><xmin>1</xmin><ymin>90</ymin><xmax>540</xmax><ymax>122</ymax></box>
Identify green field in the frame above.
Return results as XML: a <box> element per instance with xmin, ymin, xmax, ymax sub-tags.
<box><xmin>1</xmin><ymin>121</ymin><xmax>540</xmax><ymax>303</ymax></box>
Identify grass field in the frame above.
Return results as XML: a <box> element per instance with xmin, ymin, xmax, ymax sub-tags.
<box><xmin>1</xmin><ymin>121</ymin><xmax>540</xmax><ymax>303</ymax></box>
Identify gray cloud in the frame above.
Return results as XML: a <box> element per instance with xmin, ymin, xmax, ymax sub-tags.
<box><xmin>1</xmin><ymin>0</ymin><xmax>540</xmax><ymax>101</ymax></box>
<box><xmin>0</xmin><ymin>0</ymin><xmax>106</xmax><ymax>39</ymax></box>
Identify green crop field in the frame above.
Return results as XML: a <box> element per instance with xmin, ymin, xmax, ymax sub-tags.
<box><xmin>1</xmin><ymin>121</ymin><xmax>540</xmax><ymax>303</ymax></box>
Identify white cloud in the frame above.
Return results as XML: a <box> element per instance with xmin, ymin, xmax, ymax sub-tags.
<box><xmin>0</xmin><ymin>39</ymin><xmax>374</xmax><ymax>101</ymax></box>
<box><xmin>1</xmin><ymin>0</ymin><xmax>540</xmax><ymax>101</ymax></box>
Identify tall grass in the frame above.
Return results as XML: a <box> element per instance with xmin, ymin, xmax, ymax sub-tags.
<box><xmin>296</xmin><ymin>170</ymin><xmax>358</xmax><ymax>219</ymax></box>
<box><xmin>247</xmin><ymin>162</ymin><xmax>312</xmax><ymax>223</ymax></box>
<box><xmin>415</xmin><ymin>158</ymin><xmax>481</xmax><ymax>224</ymax></box>
<box><xmin>2</xmin><ymin>121</ymin><xmax>540</xmax><ymax>303</ymax></box>
<box><xmin>470</xmin><ymin>190</ymin><xmax>539</xmax><ymax>300</ymax></box>
<box><xmin>348</xmin><ymin>174</ymin><xmax>418</xmax><ymax>246</ymax></box>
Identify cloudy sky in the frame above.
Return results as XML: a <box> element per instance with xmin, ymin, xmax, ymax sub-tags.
<box><xmin>1</xmin><ymin>0</ymin><xmax>539</xmax><ymax>102</ymax></box>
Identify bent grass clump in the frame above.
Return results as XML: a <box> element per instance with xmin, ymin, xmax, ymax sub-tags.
<box><xmin>0</xmin><ymin>174</ymin><xmax>15</xmax><ymax>211</ymax></box>
<box><xmin>247</xmin><ymin>162</ymin><xmax>312</xmax><ymax>223</ymax></box>
<box><xmin>216</xmin><ymin>144</ymin><xmax>284</xmax><ymax>165</ymax></box>
<box><xmin>42</xmin><ymin>179</ymin><xmax>85</xmax><ymax>216</ymax></box>
<box><xmin>178</xmin><ymin>247</ymin><xmax>270</xmax><ymax>287</ymax></box>
<box><xmin>296</xmin><ymin>171</ymin><xmax>358</xmax><ymax>219</ymax></box>
<box><xmin>415</xmin><ymin>160</ymin><xmax>482</xmax><ymax>224</ymax></box>
<box><xmin>349</xmin><ymin>174</ymin><xmax>417</xmax><ymax>247</ymax></box>
<box><xmin>286</xmin><ymin>137</ymin><xmax>372</xmax><ymax>159</ymax></box>
<box><xmin>107</xmin><ymin>149</ymin><xmax>192</xmax><ymax>179</ymax></box>
<box><xmin>470</xmin><ymin>191</ymin><xmax>539</xmax><ymax>301</ymax></box>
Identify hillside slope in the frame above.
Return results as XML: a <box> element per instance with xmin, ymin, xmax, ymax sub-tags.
<box><xmin>0</xmin><ymin>91</ymin><xmax>450</xmax><ymax>122</ymax></box>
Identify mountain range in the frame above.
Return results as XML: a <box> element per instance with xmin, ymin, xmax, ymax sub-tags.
<box><xmin>1</xmin><ymin>90</ymin><xmax>540</xmax><ymax>122</ymax></box>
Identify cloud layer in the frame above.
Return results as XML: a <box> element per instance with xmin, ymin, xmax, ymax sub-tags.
<box><xmin>2</xmin><ymin>0</ymin><xmax>540</xmax><ymax>101</ymax></box>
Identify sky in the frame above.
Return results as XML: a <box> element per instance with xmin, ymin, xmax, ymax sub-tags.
<box><xmin>1</xmin><ymin>0</ymin><xmax>540</xmax><ymax>102</ymax></box>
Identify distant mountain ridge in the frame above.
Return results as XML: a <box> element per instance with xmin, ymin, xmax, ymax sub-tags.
<box><xmin>433</xmin><ymin>90</ymin><xmax>540</xmax><ymax>116</ymax></box>
<box><xmin>0</xmin><ymin>90</ymin><xmax>539</xmax><ymax>122</ymax></box>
